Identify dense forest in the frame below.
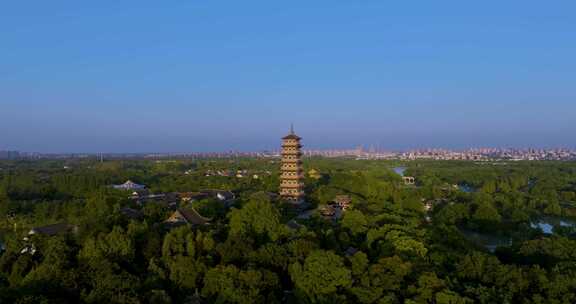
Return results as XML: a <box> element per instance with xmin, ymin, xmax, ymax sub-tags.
<box><xmin>0</xmin><ymin>158</ymin><xmax>575</xmax><ymax>303</ymax></box>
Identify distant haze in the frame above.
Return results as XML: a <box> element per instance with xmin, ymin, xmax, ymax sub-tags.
<box><xmin>1</xmin><ymin>2</ymin><xmax>575</xmax><ymax>153</ymax></box>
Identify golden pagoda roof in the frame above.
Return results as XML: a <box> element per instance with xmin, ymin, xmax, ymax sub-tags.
<box><xmin>282</xmin><ymin>134</ymin><xmax>301</xmax><ymax>140</ymax></box>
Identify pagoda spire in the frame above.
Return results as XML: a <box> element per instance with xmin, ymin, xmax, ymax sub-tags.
<box><xmin>280</xmin><ymin>126</ymin><xmax>304</xmax><ymax>203</ymax></box>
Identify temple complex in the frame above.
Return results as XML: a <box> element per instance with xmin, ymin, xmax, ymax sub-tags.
<box><xmin>280</xmin><ymin>125</ymin><xmax>305</xmax><ymax>203</ymax></box>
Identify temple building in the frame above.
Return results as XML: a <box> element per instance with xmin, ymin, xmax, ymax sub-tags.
<box><xmin>280</xmin><ymin>125</ymin><xmax>305</xmax><ymax>203</ymax></box>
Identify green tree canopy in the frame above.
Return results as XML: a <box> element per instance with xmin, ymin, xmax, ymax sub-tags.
<box><xmin>228</xmin><ymin>192</ymin><xmax>286</xmax><ymax>242</ymax></box>
<box><xmin>289</xmin><ymin>250</ymin><xmax>352</xmax><ymax>302</ymax></box>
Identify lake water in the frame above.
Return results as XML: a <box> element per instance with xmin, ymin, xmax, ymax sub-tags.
<box><xmin>460</xmin><ymin>229</ymin><xmax>512</xmax><ymax>253</ymax></box>
<box><xmin>531</xmin><ymin>216</ymin><xmax>576</xmax><ymax>234</ymax></box>
<box><xmin>0</xmin><ymin>230</ymin><xmax>6</xmax><ymax>254</ymax></box>
<box><xmin>393</xmin><ymin>167</ymin><xmax>406</xmax><ymax>177</ymax></box>
<box><xmin>458</xmin><ymin>184</ymin><xmax>475</xmax><ymax>193</ymax></box>
<box><xmin>459</xmin><ymin>216</ymin><xmax>576</xmax><ymax>253</ymax></box>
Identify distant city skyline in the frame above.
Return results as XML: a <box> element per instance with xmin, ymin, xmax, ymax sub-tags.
<box><xmin>1</xmin><ymin>2</ymin><xmax>575</xmax><ymax>153</ymax></box>
<box><xmin>2</xmin><ymin>146</ymin><xmax>575</xmax><ymax>162</ymax></box>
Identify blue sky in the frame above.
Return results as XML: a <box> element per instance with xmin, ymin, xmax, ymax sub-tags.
<box><xmin>1</xmin><ymin>1</ymin><xmax>575</xmax><ymax>152</ymax></box>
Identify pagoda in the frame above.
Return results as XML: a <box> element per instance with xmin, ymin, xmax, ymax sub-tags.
<box><xmin>280</xmin><ymin>125</ymin><xmax>305</xmax><ymax>203</ymax></box>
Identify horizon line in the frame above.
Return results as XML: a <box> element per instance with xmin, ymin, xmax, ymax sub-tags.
<box><xmin>2</xmin><ymin>146</ymin><xmax>576</xmax><ymax>155</ymax></box>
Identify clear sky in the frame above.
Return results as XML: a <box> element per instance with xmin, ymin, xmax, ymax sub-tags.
<box><xmin>1</xmin><ymin>1</ymin><xmax>575</xmax><ymax>153</ymax></box>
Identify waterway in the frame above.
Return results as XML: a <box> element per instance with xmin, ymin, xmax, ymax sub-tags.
<box><xmin>460</xmin><ymin>216</ymin><xmax>576</xmax><ymax>253</ymax></box>
<box><xmin>459</xmin><ymin>229</ymin><xmax>512</xmax><ymax>253</ymax></box>
<box><xmin>458</xmin><ymin>184</ymin><xmax>475</xmax><ymax>193</ymax></box>
<box><xmin>531</xmin><ymin>216</ymin><xmax>576</xmax><ymax>234</ymax></box>
<box><xmin>0</xmin><ymin>231</ymin><xmax>6</xmax><ymax>254</ymax></box>
<box><xmin>393</xmin><ymin>167</ymin><xmax>407</xmax><ymax>177</ymax></box>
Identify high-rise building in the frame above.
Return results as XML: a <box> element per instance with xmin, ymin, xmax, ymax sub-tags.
<box><xmin>280</xmin><ymin>125</ymin><xmax>304</xmax><ymax>203</ymax></box>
